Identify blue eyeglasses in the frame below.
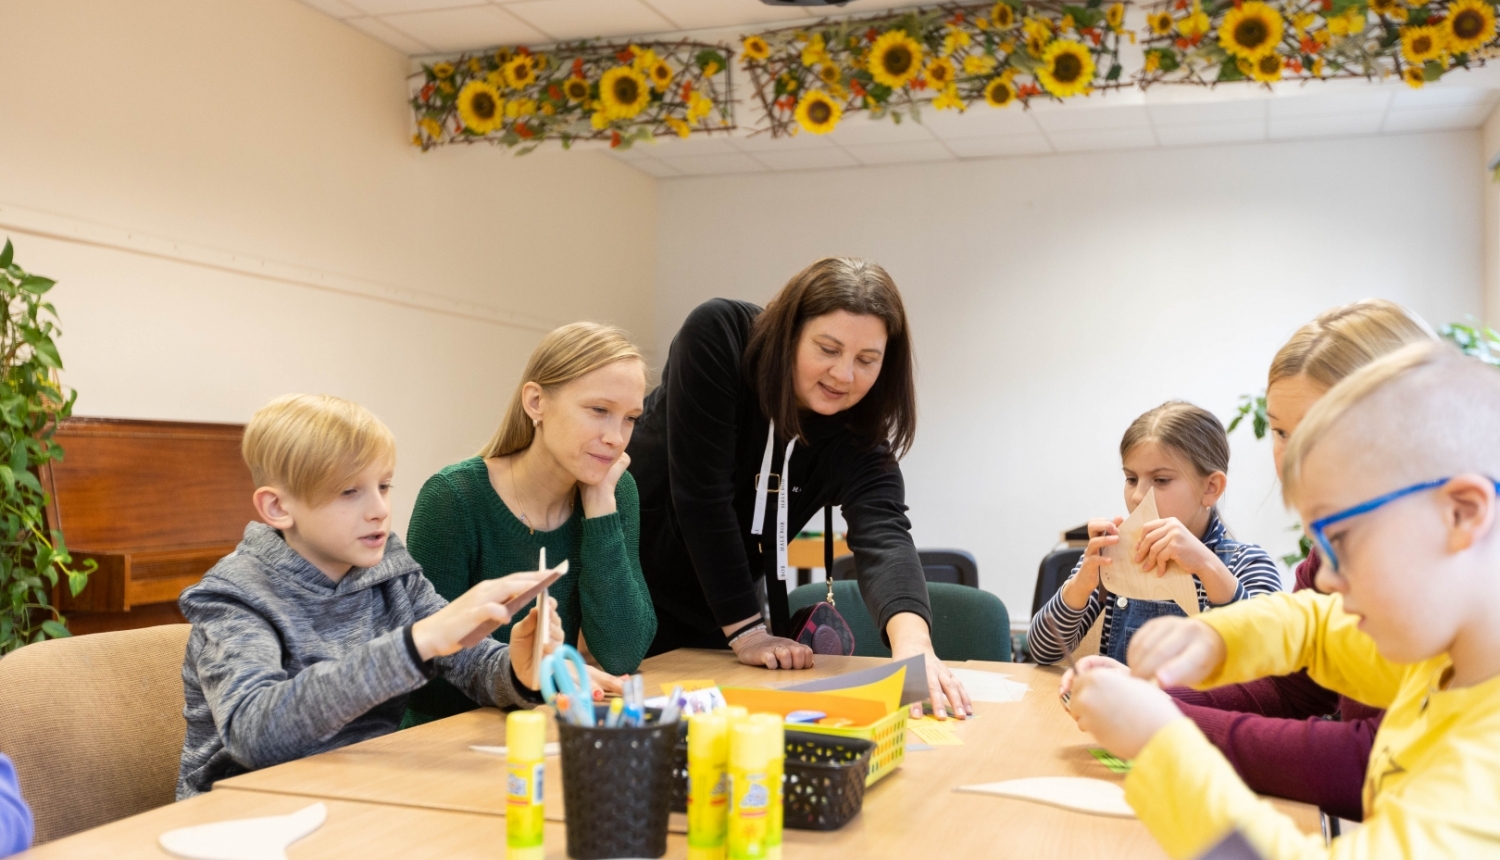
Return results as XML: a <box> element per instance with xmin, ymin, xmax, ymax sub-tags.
<box><xmin>1309</xmin><ymin>476</ymin><xmax>1500</xmax><ymax>572</ymax></box>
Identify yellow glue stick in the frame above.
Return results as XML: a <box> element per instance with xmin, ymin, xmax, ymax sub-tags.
<box><xmin>724</xmin><ymin>705</ymin><xmax>749</xmax><ymax>724</ymax></box>
<box><xmin>749</xmin><ymin>714</ymin><xmax>785</xmax><ymax>860</ymax></box>
<box><xmin>506</xmin><ymin>711</ymin><xmax>546</xmax><ymax>860</ymax></box>
<box><xmin>687</xmin><ymin>712</ymin><xmax>730</xmax><ymax>860</ymax></box>
<box><xmin>727</xmin><ymin>719</ymin><xmax>773</xmax><ymax>860</ymax></box>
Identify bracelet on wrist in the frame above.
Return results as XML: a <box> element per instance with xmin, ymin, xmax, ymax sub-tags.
<box><xmin>725</xmin><ymin>620</ymin><xmax>766</xmax><ymax>646</ymax></box>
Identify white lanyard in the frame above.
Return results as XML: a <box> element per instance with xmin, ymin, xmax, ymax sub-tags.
<box><xmin>749</xmin><ymin>421</ymin><xmax>796</xmax><ymax>581</ymax></box>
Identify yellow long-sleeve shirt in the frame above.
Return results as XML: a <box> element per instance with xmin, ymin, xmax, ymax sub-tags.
<box><xmin>1123</xmin><ymin>589</ymin><xmax>1500</xmax><ymax>859</ymax></box>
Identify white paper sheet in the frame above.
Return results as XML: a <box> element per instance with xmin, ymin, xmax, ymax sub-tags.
<box><xmin>159</xmin><ymin>802</ymin><xmax>327</xmax><ymax>860</ymax></box>
<box><xmin>1100</xmin><ymin>487</ymin><xmax>1201</xmax><ymax>617</ymax></box>
<box><xmin>470</xmin><ymin>743</ymin><xmax>561</xmax><ymax>757</ymax></box>
<box><xmin>947</xmin><ymin>668</ymin><xmax>1029</xmax><ymax>703</ymax></box>
<box><xmin>954</xmin><ymin>777</ymin><xmax>1135</xmax><ymax>818</ymax></box>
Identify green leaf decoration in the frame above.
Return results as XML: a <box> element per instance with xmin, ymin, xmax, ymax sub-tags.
<box><xmin>0</xmin><ymin>240</ymin><xmax>11</xmax><ymax>270</ymax></box>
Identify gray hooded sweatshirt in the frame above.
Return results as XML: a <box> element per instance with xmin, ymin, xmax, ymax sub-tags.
<box><xmin>176</xmin><ymin>522</ymin><xmax>538</xmax><ymax>798</ymax></box>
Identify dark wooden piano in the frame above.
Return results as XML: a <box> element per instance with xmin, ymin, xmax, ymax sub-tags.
<box><xmin>41</xmin><ymin>417</ymin><xmax>257</xmax><ymax>635</ymax></box>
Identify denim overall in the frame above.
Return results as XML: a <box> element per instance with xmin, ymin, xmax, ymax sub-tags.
<box><xmin>1104</xmin><ymin>594</ymin><xmax>1193</xmax><ymax>664</ymax></box>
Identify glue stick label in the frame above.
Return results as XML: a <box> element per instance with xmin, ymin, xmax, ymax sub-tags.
<box><xmin>507</xmin><ymin>761</ymin><xmax>545</xmax><ymax>854</ymax></box>
<box><xmin>728</xmin><ymin>771</ymin><xmax>771</xmax><ymax>860</ymax></box>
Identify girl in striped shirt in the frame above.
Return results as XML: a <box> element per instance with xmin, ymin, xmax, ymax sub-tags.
<box><xmin>1029</xmin><ymin>401</ymin><xmax>1281</xmax><ymax>666</ymax></box>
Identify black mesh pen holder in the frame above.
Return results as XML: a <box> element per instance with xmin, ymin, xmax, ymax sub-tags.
<box><xmin>558</xmin><ymin>706</ymin><xmax>676</xmax><ymax>860</ymax></box>
<box><xmin>669</xmin><ymin>727</ymin><xmax>874</xmax><ymax>831</ymax></box>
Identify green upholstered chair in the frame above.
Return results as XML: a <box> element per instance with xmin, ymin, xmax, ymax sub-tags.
<box><xmin>788</xmin><ymin>580</ymin><xmax>1011</xmax><ymax>662</ymax></box>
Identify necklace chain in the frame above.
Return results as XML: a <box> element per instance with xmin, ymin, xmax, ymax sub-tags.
<box><xmin>508</xmin><ymin>457</ymin><xmax>572</xmax><ymax>536</ymax></box>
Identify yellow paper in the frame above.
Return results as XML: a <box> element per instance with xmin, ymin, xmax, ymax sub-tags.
<box><xmin>909</xmin><ymin>718</ymin><xmax>963</xmax><ymax>746</ymax></box>
<box><xmin>815</xmin><ymin>667</ymin><xmax>905</xmax><ymax>713</ymax></box>
<box><xmin>663</xmin><ymin>679</ymin><xmax>718</xmax><ymax>696</ymax></box>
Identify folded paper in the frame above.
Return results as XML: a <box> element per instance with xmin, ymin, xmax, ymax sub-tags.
<box><xmin>1100</xmin><ymin>487</ymin><xmax>1200</xmax><ymax>617</ymax></box>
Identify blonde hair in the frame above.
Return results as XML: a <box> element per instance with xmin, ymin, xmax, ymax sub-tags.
<box><xmin>480</xmin><ymin>322</ymin><xmax>645</xmax><ymax>459</ymax></box>
<box><xmin>1268</xmin><ymin>299</ymin><xmax>1434</xmax><ymax>391</ymax></box>
<box><xmin>1282</xmin><ymin>342</ymin><xmax>1500</xmax><ymax>504</ymax></box>
<box><xmin>243</xmin><ymin>394</ymin><xmax>396</xmax><ymax>502</ymax></box>
<box><xmin>1121</xmin><ymin>401</ymin><xmax>1230</xmax><ymax>479</ymax></box>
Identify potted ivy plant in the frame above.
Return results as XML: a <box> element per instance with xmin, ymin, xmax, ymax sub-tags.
<box><xmin>0</xmin><ymin>238</ymin><xmax>94</xmax><ymax>655</ymax></box>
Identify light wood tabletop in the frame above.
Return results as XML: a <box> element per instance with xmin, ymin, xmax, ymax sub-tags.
<box><xmin>213</xmin><ymin>649</ymin><xmax>1321</xmax><ymax>859</ymax></box>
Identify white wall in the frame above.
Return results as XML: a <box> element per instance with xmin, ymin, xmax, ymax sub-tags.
<box><xmin>0</xmin><ymin>0</ymin><xmax>658</xmax><ymax>534</ymax></box>
<box><xmin>655</xmin><ymin>131</ymin><xmax>1484</xmax><ymax>616</ymax></box>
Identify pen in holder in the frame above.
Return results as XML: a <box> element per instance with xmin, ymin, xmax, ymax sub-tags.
<box><xmin>558</xmin><ymin>705</ymin><xmax>676</xmax><ymax>860</ymax></box>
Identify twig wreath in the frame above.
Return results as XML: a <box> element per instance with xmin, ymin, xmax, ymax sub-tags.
<box><xmin>409</xmin><ymin>39</ymin><xmax>735</xmax><ymax>153</ymax></box>
<box><xmin>740</xmin><ymin>1</ymin><xmax>1131</xmax><ymax>137</ymax></box>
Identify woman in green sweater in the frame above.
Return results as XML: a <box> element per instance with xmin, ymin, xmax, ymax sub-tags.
<box><xmin>402</xmin><ymin>322</ymin><xmax>657</xmax><ymax>726</ymax></box>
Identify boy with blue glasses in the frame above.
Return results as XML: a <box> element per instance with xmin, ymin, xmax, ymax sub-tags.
<box><xmin>1066</xmin><ymin>341</ymin><xmax>1500</xmax><ymax>858</ymax></box>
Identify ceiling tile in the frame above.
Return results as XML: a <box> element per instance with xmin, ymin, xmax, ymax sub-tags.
<box><xmin>917</xmin><ymin>106</ymin><xmax>1041</xmax><ymax>139</ymax></box>
<box><xmin>1148</xmin><ymin>99</ymin><xmax>1267</xmax><ymax>127</ymax></box>
<box><xmin>657</xmin><ymin>153</ymin><xmax>769</xmax><ymax>174</ymax></box>
<box><xmin>299</xmin><ymin>0</ymin><xmax>365</xmax><ymax>18</ymax></box>
<box><xmin>344</xmin><ymin>15</ymin><xmax>435</xmax><ymax>53</ymax></box>
<box><xmin>503</xmin><ymin>0</ymin><xmax>675</xmax><ymax>42</ymax></box>
<box><xmin>732</xmin><ymin>132</ymin><xmax>837</xmax><ymax>152</ymax></box>
<box><xmin>1269</xmin><ymin>111</ymin><xmax>1385</xmax><ymax>139</ymax></box>
<box><xmin>640</xmin><ymin>136</ymin><xmax>742</xmax><ymax>156</ymax></box>
<box><xmin>826</xmin><ymin>115</ymin><xmax>936</xmax><ymax>145</ymax></box>
<box><xmin>635</xmin><ymin>0</ymin><xmax>812</xmax><ymax>30</ymax></box>
<box><xmin>843</xmin><ymin>140</ymin><xmax>955</xmax><ymax>164</ymax></box>
<box><xmin>1048</xmin><ymin>125</ymin><xmax>1157</xmax><ymax>152</ymax></box>
<box><xmin>1390</xmin><ymin>86</ymin><xmax>1497</xmax><ymax>110</ymax></box>
<box><xmin>1268</xmin><ymin>90</ymin><xmax>1393</xmax><ymax>119</ymax></box>
<box><xmin>1031</xmin><ymin>103</ymin><xmax>1150</xmax><ymax>133</ymax></box>
<box><xmin>620</xmin><ymin>157</ymin><xmax>683</xmax><ymax>177</ymax></box>
<box><xmin>751</xmin><ymin>148</ymin><xmax>860</xmax><ymax>170</ymax></box>
<box><xmin>382</xmin><ymin>5</ymin><xmax>546</xmax><ymax>51</ymax></box>
<box><xmin>345</xmin><ymin>0</ymin><xmax>480</xmax><ymax>15</ymax></box>
<box><xmin>1154</xmin><ymin>120</ymin><xmax>1267</xmax><ymax>147</ymax></box>
<box><xmin>945</xmin><ymin>134</ymin><xmax>1054</xmax><ymax>157</ymax></box>
<box><xmin>1382</xmin><ymin>104</ymin><xmax>1493</xmax><ymax>132</ymax></box>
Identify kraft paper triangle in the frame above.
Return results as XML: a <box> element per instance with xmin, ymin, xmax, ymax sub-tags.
<box><xmin>955</xmin><ymin>777</ymin><xmax>1135</xmax><ymax>818</ymax></box>
<box><xmin>159</xmin><ymin>802</ymin><xmax>327</xmax><ymax>860</ymax></box>
<box><xmin>1099</xmin><ymin>488</ymin><xmax>1200</xmax><ymax>617</ymax></box>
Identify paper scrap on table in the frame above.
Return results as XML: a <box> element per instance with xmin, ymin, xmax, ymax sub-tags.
<box><xmin>906</xmin><ymin>742</ymin><xmax>935</xmax><ymax>751</ymax></box>
<box><xmin>470</xmin><ymin>743</ymin><xmax>561</xmax><ymax>757</ymax></box>
<box><xmin>1089</xmin><ymin>747</ymin><xmax>1133</xmax><ymax>774</ymax></box>
<box><xmin>909</xmin><ymin>717</ymin><xmax>963</xmax><ymax>746</ymax></box>
<box><xmin>782</xmin><ymin>655</ymin><xmax>927</xmax><ymax>707</ymax></box>
<box><xmin>159</xmin><ymin>802</ymin><xmax>327</xmax><ymax>860</ymax></box>
<box><xmin>1100</xmin><ymin>487</ymin><xmax>1200</xmax><ymax>617</ymax></box>
<box><xmin>661</xmin><ymin>679</ymin><xmax>717</xmax><ymax>695</ymax></box>
<box><xmin>946</xmin><ymin>668</ymin><xmax>1029</xmax><ymax>703</ymax></box>
<box><xmin>955</xmin><ymin>777</ymin><xmax>1135</xmax><ymax>818</ymax></box>
<box><xmin>644</xmin><ymin>686</ymin><xmax>726</xmax><ymax>714</ymax></box>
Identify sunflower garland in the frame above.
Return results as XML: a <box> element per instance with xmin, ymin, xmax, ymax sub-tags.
<box><xmin>1138</xmin><ymin>0</ymin><xmax>1500</xmax><ymax>88</ymax></box>
<box><xmin>410</xmin><ymin>38</ymin><xmax>734</xmax><ymax>153</ymax></box>
<box><xmin>742</xmin><ymin>0</ymin><xmax>1125</xmax><ymax>138</ymax></box>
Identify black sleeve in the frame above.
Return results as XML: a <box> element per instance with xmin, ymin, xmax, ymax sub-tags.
<box><xmin>664</xmin><ymin>300</ymin><xmax>763</xmax><ymax>627</ymax></box>
<box><xmin>841</xmin><ymin>451</ymin><xmax>932</xmax><ymax>646</ymax></box>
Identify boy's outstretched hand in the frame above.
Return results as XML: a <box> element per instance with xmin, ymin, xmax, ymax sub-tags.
<box><xmin>509</xmin><ymin>595</ymin><xmax>565</xmax><ymax>690</ymax></box>
<box><xmin>1126</xmin><ymin>616</ymin><xmax>1227</xmax><ymax>687</ymax></box>
<box><xmin>412</xmin><ymin>573</ymin><xmax>553</xmax><ymax>661</ymax></box>
<box><xmin>1069</xmin><ymin>670</ymin><xmax>1185</xmax><ymax>759</ymax></box>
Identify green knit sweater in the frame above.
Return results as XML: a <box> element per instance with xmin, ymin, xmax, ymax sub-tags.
<box><xmin>401</xmin><ymin>456</ymin><xmax>656</xmax><ymax>726</ymax></box>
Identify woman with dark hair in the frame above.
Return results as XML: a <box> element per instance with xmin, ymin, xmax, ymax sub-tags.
<box><xmin>628</xmin><ymin>257</ymin><xmax>971</xmax><ymax>718</ymax></box>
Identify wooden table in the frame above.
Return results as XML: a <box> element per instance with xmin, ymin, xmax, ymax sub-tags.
<box><xmin>209</xmin><ymin>650</ymin><xmax>1319</xmax><ymax>858</ymax></box>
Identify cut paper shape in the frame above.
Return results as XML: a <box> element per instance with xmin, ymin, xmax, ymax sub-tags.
<box><xmin>1100</xmin><ymin>487</ymin><xmax>1200</xmax><ymax>617</ymax></box>
<box><xmin>954</xmin><ymin>777</ymin><xmax>1135</xmax><ymax>818</ymax></box>
<box><xmin>1088</xmin><ymin>747</ymin><xmax>1133</xmax><ymax>774</ymax></box>
<box><xmin>782</xmin><ymin>654</ymin><xmax>926</xmax><ymax>708</ymax></box>
<box><xmin>159</xmin><ymin>802</ymin><xmax>327</xmax><ymax>860</ymax></box>
<box><xmin>470</xmin><ymin>743</ymin><xmax>561</xmax><ymax>757</ymax></box>
<box><xmin>946</xmin><ymin>668</ymin><xmax>1029</xmax><ymax>703</ymax></box>
<box><xmin>909</xmin><ymin>717</ymin><xmax>963</xmax><ymax>746</ymax></box>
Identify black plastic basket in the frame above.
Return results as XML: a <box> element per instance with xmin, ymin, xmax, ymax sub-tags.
<box><xmin>558</xmin><ymin>706</ymin><xmax>676</xmax><ymax>859</ymax></box>
<box><xmin>670</xmin><ymin>726</ymin><xmax>874</xmax><ymax>832</ymax></box>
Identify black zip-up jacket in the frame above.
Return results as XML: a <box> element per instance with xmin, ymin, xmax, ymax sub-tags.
<box><xmin>627</xmin><ymin>298</ymin><xmax>932</xmax><ymax>648</ymax></box>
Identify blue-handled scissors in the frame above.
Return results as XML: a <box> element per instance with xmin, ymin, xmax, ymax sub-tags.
<box><xmin>540</xmin><ymin>644</ymin><xmax>595</xmax><ymax>726</ymax></box>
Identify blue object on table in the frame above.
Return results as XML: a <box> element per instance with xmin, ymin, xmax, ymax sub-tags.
<box><xmin>785</xmin><ymin>710</ymin><xmax>827</xmax><ymax>724</ymax></box>
<box><xmin>541</xmin><ymin>644</ymin><xmax>595</xmax><ymax>726</ymax></box>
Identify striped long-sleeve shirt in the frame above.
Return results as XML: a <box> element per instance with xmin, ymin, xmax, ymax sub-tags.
<box><xmin>1028</xmin><ymin>511</ymin><xmax>1281</xmax><ymax>665</ymax></box>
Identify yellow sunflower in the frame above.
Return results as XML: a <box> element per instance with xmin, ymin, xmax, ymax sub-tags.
<box><xmin>456</xmin><ymin>80</ymin><xmax>505</xmax><ymax>134</ymax></box>
<box><xmin>1179</xmin><ymin>3</ymin><xmax>1211</xmax><ymax>38</ymax></box>
<box><xmin>1250</xmin><ymin>53</ymin><xmax>1283</xmax><ymax>81</ymax></box>
<box><xmin>432</xmin><ymin>61</ymin><xmax>455</xmax><ymax>79</ymax></box>
<box><xmin>1368</xmin><ymin>0</ymin><xmax>1409</xmax><ymax>19</ymax></box>
<box><xmin>992</xmin><ymin>1</ymin><xmax>1018</xmax><ymax>29</ymax></box>
<box><xmin>599</xmin><ymin>66</ymin><xmax>651</xmax><ymax>120</ymax></box>
<box><xmin>1219</xmin><ymin>1</ymin><xmax>1284</xmax><ymax>60</ymax></box>
<box><xmin>1401</xmin><ymin>25</ymin><xmax>1444</xmax><ymax>64</ymax></box>
<box><xmin>818</xmin><ymin>63</ymin><xmax>841</xmax><ymax>84</ymax></box>
<box><xmin>665</xmin><ymin>116</ymin><xmax>692</xmax><ymax>138</ymax></box>
<box><xmin>632</xmin><ymin>47</ymin><xmax>660</xmax><ymax>73</ymax></box>
<box><xmin>467</xmin><ymin>57</ymin><xmax>483</xmax><ymax>75</ymax></box>
<box><xmin>802</xmin><ymin>34</ymin><xmax>830</xmax><ymax>67</ymax></box>
<box><xmin>984</xmin><ymin>77</ymin><xmax>1017</xmax><ymax>107</ymax></box>
<box><xmin>933</xmin><ymin>85</ymin><xmax>965</xmax><ymax>111</ymax></box>
<box><xmin>503</xmin><ymin>56</ymin><xmax>538</xmax><ymax>90</ymax></box>
<box><xmin>688</xmin><ymin>91</ymin><xmax>714</xmax><ymax>123</ymax></box>
<box><xmin>868</xmin><ymin>30</ymin><xmax>924</xmax><ymax>88</ymax></box>
<box><xmin>1106</xmin><ymin>2</ymin><xmax>1125</xmax><ymax>29</ymax></box>
<box><xmin>648</xmin><ymin>59</ymin><xmax>674</xmax><ymax>91</ymax></box>
<box><xmin>965</xmin><ymin>54</ymin><xmax>999</xmax><ymax>74</ymax></box>
<box><xmin>794</xmin><ymin>90</ymin><xmax>842</xmax><ymax>134</ymax></box>
<box><xmin>1036</xmin><ymin>39</ymin><xmax>1095</xmax><ymax>97</ymax></box>
<box><xmin>563</xmin><ymin>77</ymin><xmax>591</xmax><ymax>101</ymax></box>
<box><xmin>1326</xmin><ymin>7</ymin><xmax>1367</xmax><ymax>36</ymax></box>
<box><xmin>942</xmin><ymin>28</ymin><xmax>972</xmax><ymax>56</ymax></box>
<box><xmin>1403</xmin><ymin>63</ymin><xmax>1427</xmax><ymax>87</ymax></box>
<box><xmin>927</xmin><ymin>57</ymin><xmax>957</xmax><ymax>87</ymax></box>
<box><xmin>1148</xmin><ymin>11</ymin><xmax>1175</xmax><ymax>35</ymax></box>
<box><xmin>419</xmin><ymin>116</ymin><xmax>444</xmax><ymax>139</ymax></box>
<box><xmin>742</xmin><ymin>35</ymin><xmax>771</xmax><ymax>61</ymax></box>
<box><xmin>1446</xmin><ymin>0</ymin><xmax>1496</xmax><ymax>53</ymax></box>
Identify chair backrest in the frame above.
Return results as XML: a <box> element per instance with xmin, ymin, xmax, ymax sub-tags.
<box><xmin>788</xmin><ymin>581</ymin><xmax>1010</xmax><ymax>662</ymax></box>
<box><xmin>830</xmin><ymin>549</ymin><xmax>980</xmax><ymax>588</ymax></box>
<box><xmin>0</xmin><ymin>624</ymin><xmax>191</xmax><ymax>844</ymax></box>
<box><xmin>1032</xmin><ymin>548</ymin><xmax>1084</xmax><ymax>618</ymax></box>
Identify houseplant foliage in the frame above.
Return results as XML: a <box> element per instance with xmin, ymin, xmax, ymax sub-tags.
<box><xmin>739</xmin><ymin>0</ymin><xmax>1129</xmax><ymax>137</ymax></box>
<box><xmin>1137</xmin><ymin>0</ymin><xmax>1499</xmax><ymax>87</ymax></box>
<box><xmin>0</xmin><ymin>239</ymin><xmax>93</xmax><ymax>654</ymax></box>
<box><xmin>410</xmin><ymin>40</ymin><xmax>735</xmax><ymax>153</ymax></box>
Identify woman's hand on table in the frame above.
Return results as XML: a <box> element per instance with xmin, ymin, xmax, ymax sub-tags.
<box><xmin>728</xmin><ymin>621</ymin><xmax>815</xmax><ymax>669</ymax></box>
<box><xmin>586</xmin><ymin>665</ymin><xmax>626</xmax><ymax>698</ymax></box>
<box><xmin>888</xmin><ymin>612</ymin><xmax>971</xmax><ymax>720</ymax></box>
<box><xmin>1067</xmin><ymin>668</ymin><xmax>1184</xmax><ymax>760</ymax></box>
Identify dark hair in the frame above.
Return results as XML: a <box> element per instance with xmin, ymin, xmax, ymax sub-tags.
<box><xmin>743</xmin><ymin>257</ymin><xmax>917</xmax><ymax>458</ymax></box>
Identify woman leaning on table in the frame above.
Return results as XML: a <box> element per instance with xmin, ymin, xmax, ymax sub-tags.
<box><xmin>626</xmin><ymin>257</ymin><xmax>971</xmax><ymax>719</ymax></box>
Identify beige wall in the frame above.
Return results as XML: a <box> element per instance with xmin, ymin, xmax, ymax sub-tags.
<box><xmin>1484</xmin><ymin>104</ymin><xmax>1500</xmax><ymax>326</ymax></box>
<box><xmin>0</xmin><ymin>0</ymin><xmax>658</xmax><ymax>533</ymax></box>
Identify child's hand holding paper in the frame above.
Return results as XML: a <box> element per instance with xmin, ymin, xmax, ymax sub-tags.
<box><xmin>1068</xmin><ymin>669</ymin><xmax>1184</xmax><ymax>760</ymax></box>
